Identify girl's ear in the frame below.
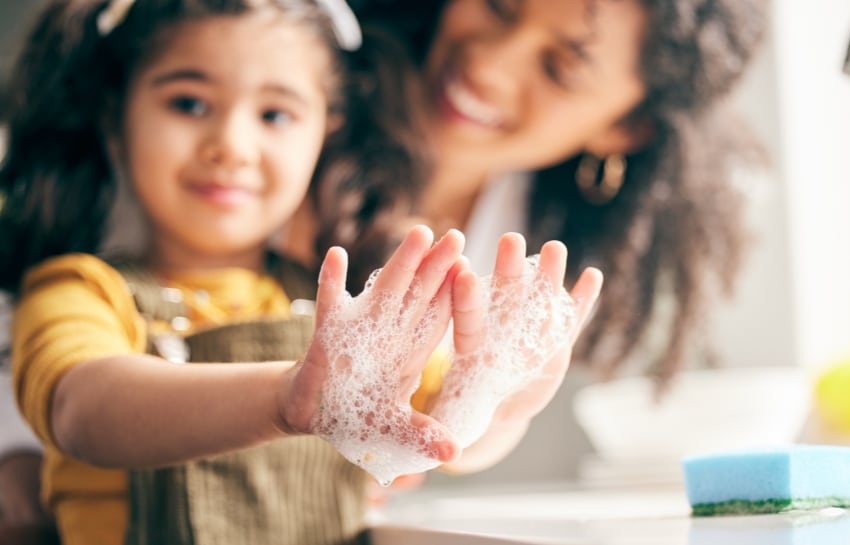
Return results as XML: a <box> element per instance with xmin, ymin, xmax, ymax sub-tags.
<box><xmin>102</xmin><ymin>120</ymin><xmax>125</xmax><ymax>169</ymax></box>
<box><xmin>100</xmin><ymin>97</ymin><xmax>125</xmax><ymax>156</ymax></box>
<box><xmin>584</xmin><ymin>114</ymin><xmax>655</xmax><ymax>158</ymax></box>
<box><xmin>100</xmin><ymin>106</ymin><xmax>129</xmax><ymax>182</ymax></box>
<box><xmin>326</xmin><ymin>112</ymin><xmax>344</xmax><ymax>135</ymax></box>
<box><xmin>104</xmin><ymin>134</ymin><xmax>124</xmax><ymax>169</ymax></box>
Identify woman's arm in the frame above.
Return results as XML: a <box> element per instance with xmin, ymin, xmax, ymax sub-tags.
<box><xmin>435</xmin><ymin>234</ymin><xmax>603</xmax><ymax>474</ymax></box>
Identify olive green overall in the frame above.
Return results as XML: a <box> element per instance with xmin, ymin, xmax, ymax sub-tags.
<box><xmin>116</xmin><ymin>257</ymin><xmax>370</xmax><ymax>545</ymax></box>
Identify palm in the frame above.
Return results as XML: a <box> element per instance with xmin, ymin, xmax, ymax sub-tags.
<box><xmin>280</xmin><ymin>226</ymin><xmax>466</xmax><ymax>483</ymax></box>
<box><xmin>430</xmin><ymin>234</ymin><xmax>602</xmax><ymax>447</ymax></box>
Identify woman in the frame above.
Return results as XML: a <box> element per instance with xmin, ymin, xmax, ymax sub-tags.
<box><xmin>332</xmin><ymin>0</ymin><xmax>769</xmax><ymax>381</ymax></box>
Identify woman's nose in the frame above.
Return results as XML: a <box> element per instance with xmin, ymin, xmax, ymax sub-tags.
<box><xmin>464</xmin><ymin>26</ymin><xmax>537</xmax><ymax>96</ymax></box>
<box><xmin>199</xmin><ymin>109</ymin><xmax>259</xmax><ymax>168</ymax></box>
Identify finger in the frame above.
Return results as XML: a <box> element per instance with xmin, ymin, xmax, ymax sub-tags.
<box><xmin>569</xmin><ymin>267</ymin><xmax>604</xmax><ymax>338</ymax></box>
<box><xmin>443</xmin><ymin>256</ymin><xmax>469</xmax><ymax>300</ymax></box>
<box><xmin>408</xmin><ymin>411</ymin><xmax>461</xmax><ymax>463</ymax></box>
<box><xmin>391</xmin><ymin>472</ymin><xmax>427</xmax><ymax>491</ymax></box>
<box><xmin>452</xmin><ymin>268</ymin><xmax>486</xmax><ymax>357</ymax></box>
<box><xmin>398</xmin><ymin>258</ymin><xmax>467</xmax><ymax>383</ymax></box>
<box><xmin>536</xmin><ymin>240</ymin><xmax>568</xmax><ymax>291</ymax></box>
<box><xmin>315</xmin><ymin>246</ymin><xmax>349</xmax><ymax>326</ymax></box>
<box><xmin>426</xmin><ymin>255</ymin><xmax>468</xmax><ymax>332</ymax></box>
<box><xmin>492</xmin><ymin>232</ymin><xmax>527</xmax><ymax>290</ymax></box>
<box><xmin>410</xmin><ymin>229</ymin><xmax>466</xmax><ymax>303</ymax></box>
<box><xmin>370</xmin><ymin>225</ymin><xmax>434</xmax><ymax>294</ymax></box>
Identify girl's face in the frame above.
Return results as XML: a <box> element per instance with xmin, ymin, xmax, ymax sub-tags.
<box><xmin>424</xmin><ymin>0</ymin><xmax>648</xmax><ymax>176</ymax></box>
<box><xmin>120</xmin><ymin>11</ymin><xmax>333</xmax><ymax>268</ymax></box>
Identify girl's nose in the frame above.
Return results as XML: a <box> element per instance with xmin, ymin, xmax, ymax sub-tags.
<box><xmin>199</xmin><ymin>110</ymin><xmax>259</xmax><ymax>168</ymax></box>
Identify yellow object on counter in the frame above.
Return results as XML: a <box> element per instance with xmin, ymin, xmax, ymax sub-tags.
<box><xmin>814</xmin><ymin>361</ymin><xmax>850</xmax><ymax>435</ymax></box>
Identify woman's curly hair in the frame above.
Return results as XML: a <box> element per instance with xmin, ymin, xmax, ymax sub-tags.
<box><xmin>353</xmin><ymin>0</ymin><xmax>769</xmax><ymax>381</ymax></box>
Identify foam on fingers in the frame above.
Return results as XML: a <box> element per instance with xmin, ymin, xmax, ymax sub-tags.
<box><xmin>310</xmin><ymin>275</ymin><xmax>456</xmax><ymax>485</ymax></box>
<box><xmin>430</xmin><ymin>255</ymin><xmax>579</xmax><ymax>448</ymax></box>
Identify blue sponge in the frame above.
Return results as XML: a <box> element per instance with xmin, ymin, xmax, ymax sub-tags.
<box><xmin>682</xmin><ymin>445</ymin><xmax>850</xmax><ymax>516</ymax></box>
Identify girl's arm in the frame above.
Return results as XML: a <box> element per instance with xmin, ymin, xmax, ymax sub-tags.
<box><xmin>51</xmin><ymin>355</ymin><xmax>295</xmax><ymax>468</ymax></box>
<box><xmin>50</xmin><ymin>226</ymin><xmax>465</xmax><ymax>470</ymax></box>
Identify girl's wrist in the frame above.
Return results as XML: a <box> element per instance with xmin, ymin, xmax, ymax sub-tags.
<box><xmin>273</xmin><ymin>360</ymin><xmax>310</xmax><ymax>437</ymax></box>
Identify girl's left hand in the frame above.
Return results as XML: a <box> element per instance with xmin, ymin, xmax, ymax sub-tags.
<box><xmin>279</xmin><ymin>226</ymin><xmax>467</xmax><ymax>482</ymax></box>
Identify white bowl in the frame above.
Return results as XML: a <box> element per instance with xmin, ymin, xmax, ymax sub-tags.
<box><xmin>573</xmin><ymin>366</ymin><xmax>812</xmax><ymax>461</ymax></box>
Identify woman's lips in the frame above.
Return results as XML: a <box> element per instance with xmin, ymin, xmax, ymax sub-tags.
<box><xmin>435</xmin><ymin>70</ymin><xmax>506</xmax><ymax>130</ymax></box>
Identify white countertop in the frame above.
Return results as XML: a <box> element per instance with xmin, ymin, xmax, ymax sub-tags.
<box><xmin>368</xmin><ymin>481</ymin><xmax>850</xmax><ymax>545</ymax></box>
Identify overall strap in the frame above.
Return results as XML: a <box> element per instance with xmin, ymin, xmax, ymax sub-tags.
<box><xmin>110</xmin><ymin>258</ymin><xmax>192</xmax><ymax>362</ymax></box>
<box><xmin>266</xmin><ymin>252</ymin><xmax>319</xmax><ymax>302</ymax></box>
<box><xmin>111</xmin><ymin>252</ymin><xmax>318</xmax><ymax>321</ymax></box>
<box><xmin>110</xmin><ymin>258</ymin><xmax>189</xmax><ymax>325</ymax></box>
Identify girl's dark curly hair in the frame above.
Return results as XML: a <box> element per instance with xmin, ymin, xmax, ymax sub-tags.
<box><xmin>352</xmin><ymin>0</ymin><xmax>768</xmax><ymax>381</ymax></box>
<box><xmin>0</xmin><ymin>0</ymin><xmax>427</xmax><ymax>293</ymax></box>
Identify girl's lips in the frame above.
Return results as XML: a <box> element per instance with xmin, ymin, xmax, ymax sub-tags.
<box><xmin>187</xmin><ymin>182</ymin><xmax>257</xmax><ymax>208</ymax></box>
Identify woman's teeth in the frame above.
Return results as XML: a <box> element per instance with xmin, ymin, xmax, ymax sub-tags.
<box><xmin>444</xmin><ymin>77</ymin><xmax>504</xmax><ymax>128</ymax></box>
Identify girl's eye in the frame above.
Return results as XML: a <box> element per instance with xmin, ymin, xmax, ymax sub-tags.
<box><xmin>262</xmin><ymin>109</ymin><xmax>294</xmax><ymax>126</ymax></box>
<box><xmin>484</xmin><ymin>0</ymin><xmax>519</xmax><ymax>22</ymax></box>
<box><xmin>169</xmin><ymin>96</ymin><xmax>209</xmax><ymax>117</ymax></box>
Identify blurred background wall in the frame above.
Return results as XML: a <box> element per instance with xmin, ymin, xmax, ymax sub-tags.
<box><xmin>1</xmin><ymin>0</ymin><xmax>848</xmax><ymax>487</ymax></box>
<box><xmin>0</xmin><ymin>2</ymin><xmax>39</xmax><ymax>106</ymax></box>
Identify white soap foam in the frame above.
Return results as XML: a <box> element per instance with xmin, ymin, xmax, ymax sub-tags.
<box><xmin>311</xmin><ymin>272</ymin><xmax>449</xmax><ymax>485</ymax></box>
<box><xmin>429</xmin><ymin>256</ymin><xmax>578</xmax><ymax>447</ymax></box>
<box><xmin>311</xmin><ymin>257</ymin><xmax>578</xmax><ymax>484</ymax></box>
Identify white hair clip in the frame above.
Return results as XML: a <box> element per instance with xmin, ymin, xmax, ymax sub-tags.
<box><xmin>316</xmin><ymin>0</ymin><xmax>362</xmax><ymax>51</ymax></box>
<box><xmin>97</xmin><ymin>0</ymin><xmax>136</xmax><ymax>36</ymax></box>
<box><xmin>96</xmin><ymin>0</ymin><xmax>361</xmax><ymax>51</ymax></box>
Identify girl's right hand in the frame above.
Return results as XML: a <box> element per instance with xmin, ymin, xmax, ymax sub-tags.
<box><xmin>277</xmin><ymin>226</ymin><xmax>466</xmax><ymax>482</ymax></box>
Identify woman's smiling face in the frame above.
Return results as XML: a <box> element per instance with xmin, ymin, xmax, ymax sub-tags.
<box><xmin>424</xmin><ymin>0</ymin><xmax>649</xmax><ymax>175</ymax></box>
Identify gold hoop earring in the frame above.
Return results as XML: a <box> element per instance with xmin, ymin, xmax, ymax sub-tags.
<box><xmin>575</xmin><ymin>153</ymin><xmax>626</xmax><ymax>205</ymax></box>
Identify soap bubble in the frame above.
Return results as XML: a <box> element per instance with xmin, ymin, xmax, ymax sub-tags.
<box><xmin>310</xmin><ymin>276</ymin><xmax>449</xmax><ymax>484</ymax></box>
<box><xmin>429</xmin><ymin>255</ymin><xmax>578</xmax><ymax>447</ymax></box>
<box><xmin>310</xmin><ymin>255</ymin><xmax>578</xmax><ymax>483</ymax></box>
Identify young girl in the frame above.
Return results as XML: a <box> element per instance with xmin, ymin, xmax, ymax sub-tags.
<box><xmin>0</xmin><ymin>1</ymin><xmax>602</xmax><ymax>545</ymax></box>
<box><xmin>0</xmin><ymin>1</ymin><xmax>460</xmax><ymax>543</ymax></box>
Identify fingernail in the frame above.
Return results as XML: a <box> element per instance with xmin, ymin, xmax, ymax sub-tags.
<box><xmin>438</xmin><ymin>438</ymin><xmax>460</xmax><ymax>463</ymax></box>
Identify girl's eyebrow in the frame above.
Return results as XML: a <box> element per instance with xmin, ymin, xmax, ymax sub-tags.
<box><xmin>151</xmin><ymin>68</ymin><xmax>309</xmax><ymax>105</ymax></box>
<box><xmin>151</xmin><ymin>68</ymin><xmax>209</xmax><ymax>86</ymax></box>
